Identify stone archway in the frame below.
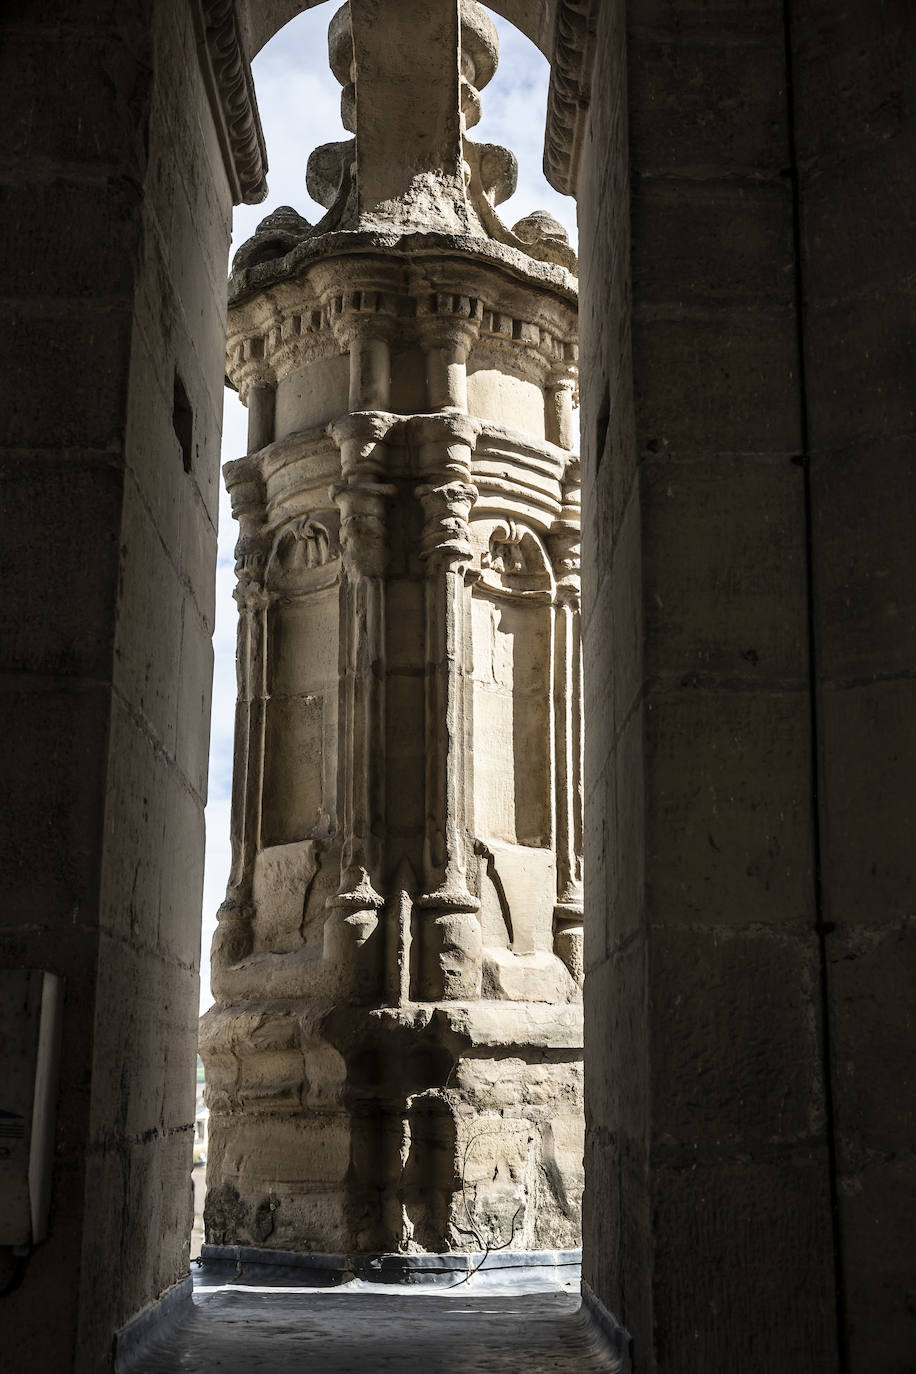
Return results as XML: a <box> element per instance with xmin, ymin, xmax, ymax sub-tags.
<box><xmin>237</xmin><ymin>0</ymin><xmax>559</xmax><ymax>61</ymax></box>
<box><xmin>199</xmin><ymin>0</ymin><xmax>588</xmax><ymax>1270</ymax></box>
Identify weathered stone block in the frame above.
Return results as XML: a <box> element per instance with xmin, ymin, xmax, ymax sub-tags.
<box><xmin>829</xmin><ymin>919</ymin><xmax>916</xmax><ymax>1156</ymax></box>
<box><xmin>628</xmin><ymin>34</ymin><xmax>789</xmax><ymax>178</ymax></box>
<box><xmin>3</xmin><ymin>308</ymin><xmax>134</xmax><ymax>450</ymax></box>
<box><xmin>175</xmin><ymin>598</ymin><xmax>215</xmax><ymax>804</ymax></box>
<box><xmin>649</xmin><ymin>1156</ymin><xmax>837</xmax><ymax>1374</ymax></box>
<box><xmin>630</xmin><ymin>310</ymin><xmax>800</xmax><ymax>456</ymax></box>
<box><xmin>839</xmin><ymin>1157</ymin><xmax>916</xmax><ymax>1372</ymax></box>
<box><xmin>804</xmin><ymin>289</ymin><xmax>916</xmax><ymax>451</ymax></box>
<box><xmin>644</xmin><ymin>687</ymin><xmax>815</xmax><ymax>927</ymax></box>
<box><xmin>820</xmin><ymin>679</ymin><xmax>916</xmax><ymax>925</ymax></box>
<box><xmin>632</xmin><ymin>179</ymin><xmax>794</xmax><ymax>309</ymax></box>
<box><xmin>811</xmin><ymin>437</ymin><xmax>916</xmax><ymax>684</ymax></box>
<box><xmin>0</xmin><ymin>177</ymin><xmax>143</xmax><ymax>302</ymax></box>
<box><xmin>179</xmin><ymin>479</ymin><xmax>218</xmax><ymax>634</ymax></box>
<box><xmin>649</xmin><ymin>925</ymin><xmax>823</xmax><ymax>1150</ymax></box>
<box><xmin>0</xmin><ymin>460</ymin><xmax>122</xmax><ymax>678</ymax></box>
<box><xmin>641</xmin><ymin>452</ymin><xmax>809</xmax><ymax>687</ymax></box>
<box><xmin>158</xmin><ymin>767</ymin><xmax>207</xmax><ymax>970</ymax></box>
<box><xmin>0</xmin><ymin>684</ymin><xmax>111</xmax><ymax>923</ymax></box>
<box><xmin>799</xmin><ymin>139</ymin><xmax>915</xmax><ymax>306</ymax></box>
<box><xmin>608</xmin><ymin>481</ymin><xmax>643</xmax><ymax>735</ymax></box>
<box><xmin>1</xmin><ymin>29</ymin><xmax>152</xmax><ymax>172</ymax></box>
<box><xmin>251</xmin><ymin>841</ymin><xmax>319</xmax><ymax>952</ymax></box>
<box><xmin>113</xmin><ymin>490</ymin><xmax>184</xmax><ymax>756</ymax></box>
<box><xmin>612</xmin><ymin>700</ymin><xmax>645</xmax><ymax>951</ymax></box>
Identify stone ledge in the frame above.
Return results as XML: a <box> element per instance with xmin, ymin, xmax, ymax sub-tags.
<box><xmin>371</xmin><ymin>999</ymin><xmax>584</xmax><ymax>1051</ymax></box>
<box><xmin>580</xmin><ymin>1279</ymin><xmax>632</xmax><ymax>1372</ymax></box>
<box><xmin>198</xmin><ymin>1245</ymin><xmax>582</xmax><ymax>1288</ymax></box>
<box><xmin>229</xmin><ymin>228</ymin><xmax>577</xmax><ymax>311</ymax></box>
<box><xmin>114</xmin><ymin>1274</ymin><xmax>194</xmax><ymax>1372</ymax></box>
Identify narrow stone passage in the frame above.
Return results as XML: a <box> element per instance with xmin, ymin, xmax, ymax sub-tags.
<box><xmin>129</xmin><ymin>1278</ymin><xmax>622</xmax><ymax>1372</ymax></box>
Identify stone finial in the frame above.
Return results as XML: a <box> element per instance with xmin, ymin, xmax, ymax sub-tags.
<box><xmin>230</xmin><ymin>206</ymin><xmax>312</xmax><ymax>273</ymax></box>
<box><xmin>512</xmin><ymin>211</ymin><xmax>570</xmax><ymax>247</ymax></box>
<box><xmin>328</xmin><ymin>0</ymin><xmax>498</xmax><ymax>139</ymax></box>
<box><xmin>229</xmin><ymin>0</ymin><xmax>579</xmax><ymax>286</ymax></box>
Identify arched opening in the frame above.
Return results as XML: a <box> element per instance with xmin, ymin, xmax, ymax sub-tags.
<box><xmin>195</xmin><ymin>0</ymin><xmax>585</xmax><ymax>1267</ymax></box>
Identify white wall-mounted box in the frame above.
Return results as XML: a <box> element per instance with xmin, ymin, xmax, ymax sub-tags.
<box><xmin>0</xmin><ymin>970</ymin><xmax>63</xmax><ymax>1248</ymax></box>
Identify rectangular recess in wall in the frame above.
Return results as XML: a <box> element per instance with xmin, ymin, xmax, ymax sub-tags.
<box><xmin>595</xmin><ymin>387</ymin><xmax>610</xmax><ymax>474</ymax></box>
<box><xmin>172</xmin><ymin>369</ymin><xmax>194</xmax><ymax>473</ymax></box>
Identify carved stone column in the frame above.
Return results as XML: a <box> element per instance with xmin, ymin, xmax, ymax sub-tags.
<box><xmin>247</xmin><ymin>382</ymin><xmax>276</xmax><ymax>452</ymax></box>
<box><xmin>418</xmin><ymin>312</ymin><xmax>479</xmax><ymax>411</ymax></box>
<box><xmin>230</xmin><ymin>336</ymin><xmax>277</xmax><ymax>453</ymax></box>
<box><xmin>326</xmin><ymin>413</ymin><xmax>396</xmax><ymax>997</ymax></box>
<box><xmin>413</xmin><ymin>413</ymin><xmax>481</xmax><ymax>999</ymax></box>
<box><xmin>549</xmin><ymin>460</ymin><xmax>584</xmax><ymax>984</ymax></box>
<box><xmin>211</xmin><ymin>461</ymin><xmax>269</xmax><ymax>989</ymax></box>
<box><xmin>545</xmin><ymin>364</ymin><xmax>577</xmax><ymax>452</ymax></box>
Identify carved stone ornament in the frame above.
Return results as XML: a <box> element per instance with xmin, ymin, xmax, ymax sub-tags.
<box><xmin>192</xmin><ymin>0</ymin><xmax>269</xmax><ymax>205</ymax></box>
<box><xmin>543</xmin><ymin>0</ymin><xmax>600</xmax><ymax>197</ymax></box>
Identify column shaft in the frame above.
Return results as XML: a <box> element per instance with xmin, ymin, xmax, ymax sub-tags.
<box><xmin>247</xmin><ymin>382</ymin><xmax>276</xmax><ymax>452</ymax></box>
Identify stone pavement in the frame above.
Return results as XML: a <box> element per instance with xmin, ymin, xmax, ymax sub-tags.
<box><xmin>126</xmin><ymin>1271</ymin><xmax>625</xmax><ymax>1373</ymax></box>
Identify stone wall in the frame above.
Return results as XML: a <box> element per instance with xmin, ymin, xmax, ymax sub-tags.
<box><xmin>792</xmin><ymin>5</ymin><xmax>916</xmax><ymax>1366</ymax></box>
<box><xmin>0</xmin><ymin>0</ymin><xmax>230</xmax><ymax>1367</ymax></box>
<box><xmin>578</xmin><ymin>1</ymin><xmax>916</xmax><ymax>1369</ymax></box>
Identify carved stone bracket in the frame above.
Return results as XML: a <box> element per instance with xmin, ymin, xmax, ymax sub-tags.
<box><xmin>267</xmin><ymin>519</ymin><xmax>336</xmax><ymax>591</ymax></box>
<box><xmin>543</xmin><ymin>0</ymin><xmax>600</xmax><ymax>197</ymax></box>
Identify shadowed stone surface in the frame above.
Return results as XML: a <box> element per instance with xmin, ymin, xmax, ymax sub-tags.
<box><xmin>127</xmin><ymin>1285</ymin><xmax>622</xmax><ymax>1373</ymax></box>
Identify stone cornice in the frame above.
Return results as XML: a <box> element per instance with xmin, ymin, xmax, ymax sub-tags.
<box><xmin>193</xmin><ymin>0</ymin><xmax>269</xmax><ymax>205</ymax></box>
<box><xmin>543</xmin><ymin>0</ymin><xmax>600</xmax><ymax>197</ymax></box>
<box><xmin>226</xmin><ymin>257</ymin><xmax>578</xmax><ymax>397</ymax></box>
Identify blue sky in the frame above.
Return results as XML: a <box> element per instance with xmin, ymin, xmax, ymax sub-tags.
<box><xmin>200</xmin><ymin>3</ymin><xmax>578</xmax><ymax>1012</ymax></box>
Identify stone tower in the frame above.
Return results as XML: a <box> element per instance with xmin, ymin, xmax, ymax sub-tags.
<box><xmin>200</xmin><ymin>0</ymin><xmax>583</xmax><ymax>1259</ymax></box>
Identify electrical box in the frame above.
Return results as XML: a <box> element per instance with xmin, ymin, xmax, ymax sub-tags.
<box><xmin>0</xmin><ymin>970</ymin><xmax>63</xmax><ymax>1248</ymax></box>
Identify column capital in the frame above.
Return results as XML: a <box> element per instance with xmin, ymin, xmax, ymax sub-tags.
<box><xmin>544</xmin><ymin>365</ymin><xmax>578</xmax><ymax>450</ymax></box>
<box><xmin>228</xmin><ymin>339</ymin><xmax>276</xmax><ymax>405</ymax></box>
<box><xmin>546</xmin><ymin>364</ymin><xmax>578</xmax><ymax>393</ymax></box>
<box><xmin>330</xmin><ymin>300</ymin><xmax>398</xmax><ymax>351</ymax></box>
<box><xmin>416</xmin><ymin>310</ymin><xmax>481</xmax><ymax>360</ymax></box>
<box><xmin>330</xmin><ymin>478</ymin><xmax>397</xmax><ymax>579</ymax></box>
<box><xmin>411</xmin><ymin>410</ymin><xmax>481</xmax><ymax>484</ymax></box>
<box><xmin>328</xmin><ymin>410</ymin><xmax>397</xmax><ymax>445</ymax></box>
<box><xmin>415</xmin><ymin>480</ymin><xmax>478</xmax><ymax>564</ymax></box>
<box><xmin>410</xmin><ymin>410</ymin><xmax>480</xmax><ymax>451</ymax></box>
<box><xmin>549</xmin><ymin>454</ymin><xmax>582</xmax><ymax>584</ymax></box>
<box><xmin>328</xmin><ymin>410</ymin><xmax>397</xmax><ymax>479</ymax></box>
